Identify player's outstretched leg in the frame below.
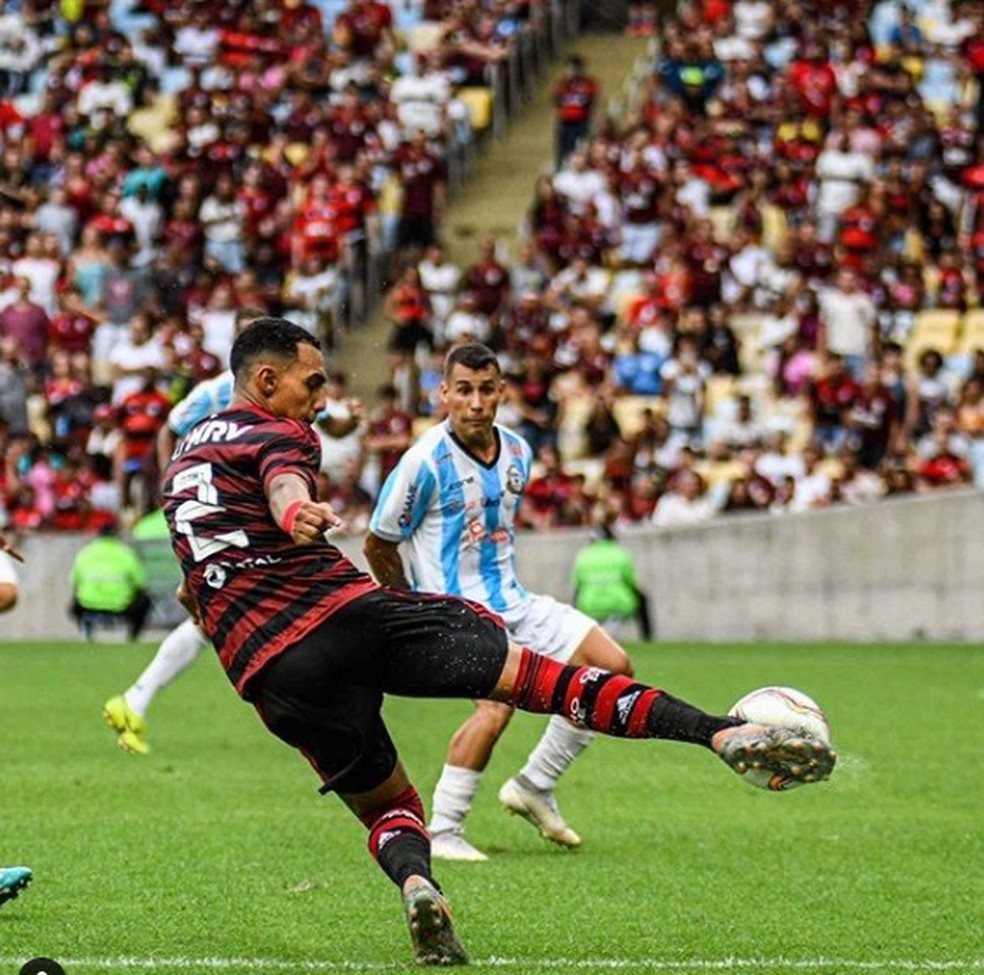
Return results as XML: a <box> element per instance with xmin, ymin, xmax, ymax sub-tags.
<box><xmin>0</xmin><ymin>866</ymin><xmax>32</xmax><ymax>907</ymax></box>
<box><xmin>505</xmin><ymin>648</ymin><xmax>836</xmax><ymax>787</ymax></box>
<box><xmin>402</xmin><ymin>875</ymin><xmax>467</xmax><ymax>966</ymax></box>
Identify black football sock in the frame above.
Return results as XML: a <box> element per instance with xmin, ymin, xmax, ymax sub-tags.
<box><xmin>360</xmin><ymin>785</ymin><xmax>434</xmax><ymax>889</ymax></box>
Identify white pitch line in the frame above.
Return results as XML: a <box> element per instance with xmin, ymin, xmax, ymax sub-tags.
<box><xmin>1</xmin><ymin>958</ymin><xmax>982</xmax><ymax>973</ymax></box>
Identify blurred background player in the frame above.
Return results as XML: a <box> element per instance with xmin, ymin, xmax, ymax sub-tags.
<box><xmin>68</xmin><ymin>523</ymin><xmax>153</xmax><ymax>640</ymax></box>
<box><xmin>572</xmin><ymin>518</ymin><xmax>653</xmax><ymax>641</ymax></box>
<box><xmin>365</xmin><ymin>343</ymin><xmax>633</xmax><ymax>861</ymax></box>
<box><xmin>1</xmin><ymin>530</ymin><xmax>34</xmax><ymax>907</ymax></box>
<box><xmin>102</xmin><ymin>309</ymin><xmax>362</xmax><ymax>754</ymax></box>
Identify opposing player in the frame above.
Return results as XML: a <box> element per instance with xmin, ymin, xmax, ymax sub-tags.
<box><xmin>102</xmin><ymin>307</ymin><xmax>362</xmax><ymax>754</ymax></box>
<box><xmin>161</xmin><ymin>319</ymin><xmax>835</xmax><ymax>964</ymax></box>
<box><xmin>1</xmin><ymin>530</ymin><xmax>34</xmax><ymax>907</ymax></box>
<box><xmin>364</xmin><ymin>342</ymin><xmax>630</xmax><ymax>861</ymax></box>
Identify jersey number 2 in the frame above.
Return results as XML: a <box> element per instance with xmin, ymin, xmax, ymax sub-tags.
<box><xmin>172</xmin><ymin>462</ymin><xmax>249</xmax><ymax>562</ymax></box>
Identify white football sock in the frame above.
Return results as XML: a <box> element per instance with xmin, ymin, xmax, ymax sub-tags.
<box><xmin>429</xmin><ymin>765</ymin><xmax>482</xmax><ymax>834</ymax></box>
<box><xmin>519</xmin><ymin>716</ymin><xmax>594</xmax><ymax>792</ymax></box>
<box><xmin>124</xmin><ymin>618</ymin><xmax>208</xmax><ymax>718</ymax></box>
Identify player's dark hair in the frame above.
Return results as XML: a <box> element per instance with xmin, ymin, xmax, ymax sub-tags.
<box><xmin>443</xmin><ymin>342</ymin><xmax>500</xmax><ymax>379</ymax></box>
<box><xmin>230</xmin><ymin>317</ymin><xmax>321</xmax><ymax>380</ymax></box>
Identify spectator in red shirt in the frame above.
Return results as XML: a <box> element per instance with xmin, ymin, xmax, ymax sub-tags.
<box><xmin>362</xmin><ymin>382</ymin><xmax>413</xmax><ymax>492</ymax></box>
<box><xmin>392</xmin><ymin>130</ymin><xmax>446</xmax><ymax>256</ymax></box>
<box><xmin>114</xmin><ymin>372</ymin><xmax>170</xmax><ymax>513</ymax></box>
<box><xmin>48</xmin><ymin>285</ymin><xmax>100</xmax><ymax>356</ymax></box>
<box><xmin>788</xmin><ymin>41</ymin><xmax>839</xmax><ymax>120</ymax></box>
<box><xmin>811</xmin><ymin>352</ymin><xmax>863</xmax><ymax>453</ymax></box>
<box><xmin>461</xmin><ymin>237</ymin><xmax>511</xmax><ymax>321</ymax></box>
<box><xmin>554</xmin><ymin>55</ymin><xmax>598</xmax><ymax>169</ymax></box>
<box><xmin>0</xmin><ymin>277</ymin><xmax>50</xmax><ymax>375</ymax></box>
<box><xmin>332</xmin><ymin>0</ymin><xmax>394</xmax><ymax>62</ymax></box>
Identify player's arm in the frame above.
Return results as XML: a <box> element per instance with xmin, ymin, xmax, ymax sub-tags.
<box><xmin>267</xmin><ymin>472</ymin><xmax>343</xmax><ymax>545</ymax></box>
<box><xmin>363</xmin><ymin>532</ymin><xmax>410</xmax><ymax>589</ymax></box>
<box><xmin>156</xmin><ymin>423</ymin><xmax>178</xmax><ymax>479</ymax></box>
<box><xmin>364</xmin><ymin>449</ymin><xmax>434</xmax><ymax>588</ymax></box>
<box><xmin>0</xmin><ymin>530</ymin><xmax>24</xmax><ymax>563</ymax></box>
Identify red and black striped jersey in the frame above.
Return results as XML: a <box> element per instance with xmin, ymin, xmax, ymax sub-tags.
<box><xmin>162</xmin><ymin>404</ymin><xmax>378</xmax><ymax>695</ymax></box>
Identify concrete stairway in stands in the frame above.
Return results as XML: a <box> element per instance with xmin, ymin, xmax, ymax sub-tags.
<box><xmin>333</xmin><ymin>29</ymin><xmax>651</xmax><ymax>400</ymax></box>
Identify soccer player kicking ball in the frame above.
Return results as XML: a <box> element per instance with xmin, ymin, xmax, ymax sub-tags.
<box><xmin>1</xmin><ymin>530</ymin><xmax>34</xmax><ymax>908</ymax></box>
<box><xmin>102</xmin><ymin>307</ymin><xmax>361</xmax><ymax>754</ymax></box>
<box><xmin>161</xmin><ymin>320</ymin><xmax>835</xmax><ymax>965</ymax></box>
<box><xmin>365</xmin><ymin>342</ymin><xmax>633</xmax><ymax>861</ymax></box>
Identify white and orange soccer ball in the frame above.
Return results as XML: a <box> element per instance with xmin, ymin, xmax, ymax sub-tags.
<box><xmin>728</xmin><ymin>686</ymin><xmax>832</xmax><ymax>791</ymax></box>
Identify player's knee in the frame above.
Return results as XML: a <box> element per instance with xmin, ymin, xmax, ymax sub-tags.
<box><xmin>0</xmin><ymin>584</ymin><xmax>17</xmax><ymax>614</ymax></box>
<box><xmin>472</xmin><ymin>700</ymin><xmax>514</xmax><ymax>740</ymax></box>
<box><xmin>573</xmin><ymin>631</ymin><xmax>633</xmax><ymax>677</ymax></box>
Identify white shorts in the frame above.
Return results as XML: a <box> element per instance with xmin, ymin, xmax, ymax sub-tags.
<box><xmin>501</xmin><ymin>593</ymin><xmax>596</xmax><ymax>664</ymax></box>
<box><xmin>0</xmin><ymin>550</ymin><xmax>18</xmax><ymax>587</ymax></box>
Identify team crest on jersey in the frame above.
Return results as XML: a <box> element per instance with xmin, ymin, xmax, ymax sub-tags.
<box><xmin>204</xmin><ymin>564</ymin><xmax>227</xmax><ymax>589</ymax></box>
<box><xmin>506</xmin><ymin>465</ymin><xmax>523</xmax><ymax>494</ymax></box>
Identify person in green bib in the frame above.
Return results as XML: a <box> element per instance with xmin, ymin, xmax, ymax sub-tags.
<box><xmin>572</xmin><ymin>521</ymin><xmax>653</xmax><ymax>641</ymax></box>
<box><xmin>69</xmin><ymin>524</ymin><xmax>152</xmax><ymax>640</ymax></box>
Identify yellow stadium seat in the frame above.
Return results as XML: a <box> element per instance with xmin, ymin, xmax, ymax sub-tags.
<box><xmin>958</xmin><ymin>309</ymin><xmax>984</xmax><ymax>357</ymax></box>
<box><xmin>612</xmin><ymin>395</ymin><xmax>665</xmax><ymax>435</ymax></box>
<box><xmin>910</xmin><ymin>308</ymin><xmax>961</xmax><ymax>346</ymax></box>
<box><xmin>457</xmin><ymin>87</ymin><xmax>494</xmax><ymax>131</ymax></box>
<box><xmin>705</xmin><ymin>374</ymin><xmax>738</xmax><ymax>415</ymax></box>
<box><xmin>405</xmin><ymin>22</ymin><xmax>445</xmax><ymax>53</ymax></box>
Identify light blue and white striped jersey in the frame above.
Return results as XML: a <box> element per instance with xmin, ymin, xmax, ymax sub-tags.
<box><xmin>167</xmin><ymin>371</ymin><xmax>235</xmax><ymax>438</ymax></box>
<box><xmin>369</xmin><ymin>420</ymin><xmax>533</xmax><ymax>619</ymax></box>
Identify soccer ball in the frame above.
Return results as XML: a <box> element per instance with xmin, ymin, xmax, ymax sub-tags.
<box><xmin>728</xmin><ymin>686</ymin><xmax>831</xmax><ymax>791</ymax></box>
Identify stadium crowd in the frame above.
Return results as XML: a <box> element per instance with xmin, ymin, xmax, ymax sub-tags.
<box><xmin>2</xmin><ymin>0</ymin><xmax>984</xmax><ymax>541</ymax></box>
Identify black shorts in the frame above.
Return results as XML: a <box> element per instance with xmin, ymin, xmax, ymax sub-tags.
<box><xmin>247</xmin><ymin>589</ymin><xmax>509</xmax><ymax>795</ymax></box>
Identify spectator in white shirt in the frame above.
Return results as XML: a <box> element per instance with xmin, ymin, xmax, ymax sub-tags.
<box><xmin>119</xmin><ymin>185</ymin><xmax>162</xmax><ymax>268</ymax></box>
<box><xmin>34</xmin><ymin>188</ymin><xmax>78</xmax><ymax>258</ymax></box>
<box><xmin>77</xmin><ymin>64</ymin><xmax>134</xmax><ymax>121</ymax></box>
<box><xmin>652</xmin><ymin>469</ymin><xmax>721</xmax><ymax>527</ymax></box>
<box><xmin>790</xmin><ymin>444</ymin><xmax>833</xmax><ymax>512</ymax></box>
<box><xmin>814</xmin><ymin>131</ymin><xmax>876</xmax><ymax>242</ymax></box>
<box><xmin>417</xmin><ymin>243</ymin><xmax>461</xmax><ymax>333</ymax></box>
<box><xmin>444</xmin><ymin>291</ymin><xmax>491</xmax><ymax>345</ymax></box>
<box><xmin>199</xmin><ymin>173</ymin><xmax>246</xmax><ymax>274</ymax></box>
<box><xmin>108</xmin><ymin>313</ymin><xmax>165</xmax><ymax>405</ymax></box>
<box><xmin>818</xmin><ymin>268</ymin><xmax>877</xmax><ymax>379</ymax></box>
<box><xmin>173</xmin><ymin>10</ymin><xmax>220</xmax><ymax>67</ymax></box>
<box><xmin>552</xmin><ymin>148</ymin><xmax>607</xmax><ymax>217</ymax></box>
<box><xmin>11</xmin><ymin>234</ymin><xmax>60</xmax><ymax>315</ymax></box>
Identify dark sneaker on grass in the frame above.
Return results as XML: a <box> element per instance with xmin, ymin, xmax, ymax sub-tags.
<box><xmin>402</xmin><ymin>875</ymin><xmax>467</xmax><ymax>966</ymax></box>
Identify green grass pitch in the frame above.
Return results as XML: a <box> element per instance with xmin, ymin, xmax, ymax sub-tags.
<box><xmin>0</xmin><ymin>640</ymin><xmax>981</xmax><ymax>974</ymax></box>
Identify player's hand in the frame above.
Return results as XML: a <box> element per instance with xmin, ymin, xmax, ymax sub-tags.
<box><xmin>290</xmin><ymin>500</ymin><xmax>345</xmax><ymax>543</ymax></box>
<box><xmin>0</xmin><ymin>531</ymin><xmax>24</xmax><ymax>563</ymax></box>
<box><xmin>176</xmin><ymin>581</ymin><xmax>202</xmax><ymax>626</ymax></box>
